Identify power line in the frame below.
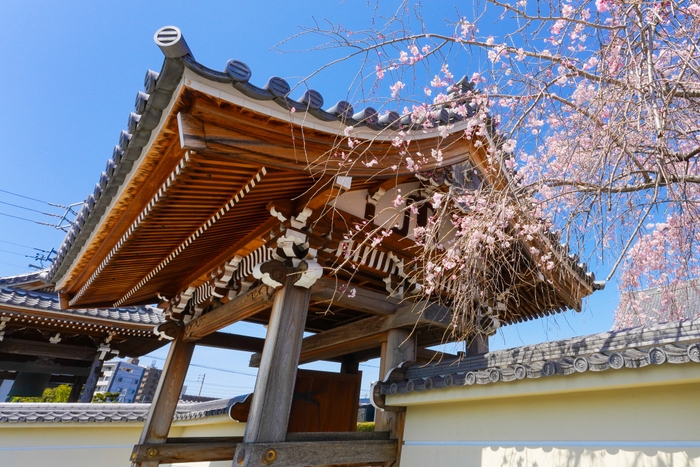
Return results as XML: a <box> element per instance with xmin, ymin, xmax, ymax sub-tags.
<box><xmin>0</xmin><ymin>260</ymin><xmax>27</xmax><ymax>268</ymax></box>
<box><xmin>0</xmin><ymin>200</ymin><xmax>63</xmax><ymax>219</ymax></box>
<box><xmin>0</xmin><ymin>188</ymin><xmax>68</xmax><ymax>209</ymax></box>
<box><xmin>0</xmin><ymin>249</ymin><xmax>27</xmax><ymax>257</ymax></box>
<box><xmin>146</xmin><ymin>354</ymin><xmax>257</xmax><ymax>377</ymax></box>
<box><xmin>0</xmin><ymin>239</ymin><xmax>49</xmax><ymax>252</ymax></box>
<box><xmin>0</xmin><ymin>211</ymin><xmax>58</xmax><ymax>228</ymax></box>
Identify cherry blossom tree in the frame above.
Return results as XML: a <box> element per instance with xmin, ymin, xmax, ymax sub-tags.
<box><xmin>290</xmin><ymin>0</ymin><xmax>700</xmax><ymax>332</ymax></box>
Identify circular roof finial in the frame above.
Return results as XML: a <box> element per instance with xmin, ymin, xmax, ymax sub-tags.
<box><xmin>154</xmin><ymin>26</ymin><xmax>192</xmax><ymax>58</ymax></box>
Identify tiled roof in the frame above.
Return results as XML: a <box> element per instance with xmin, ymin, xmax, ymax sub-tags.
<box><xmin>48</xmin><ymin>26</ymin><xmax>467</xmax><ymax>286</ymax></box>
<box><xmin>373</xmin><ymin>318</ymin><xmax>700</xmax><ymax>404</ymax></box>
<box><xmin>0</xmin><ymin>396</ymin><xmax>245</xmax><ymax>423</ymax></box>
<box><xmin>0</xmin><ymin>287</ymin><xmax>164</xmax><ymax>325</ymax></box>
<box><xmin>174</xmin><ymin>394</ymin><xmax>249</xmax><ymax>420</ymax></box>
<box><xmin>0</xmin><ymin>270</ymin><xmax>49</xmax><ymax>288</ymax></box>
<box><xmin>46</xmin><ymin>26</ymin><xmax>598</xmax><ymax>303</ymax></box>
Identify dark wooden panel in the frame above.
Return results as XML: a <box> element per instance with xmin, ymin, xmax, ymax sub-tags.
<box><xmin>287</xmin><ymin>370</ymin><xmax>362</xmax><ymax>433</ymax></box>
<box><xmin>229</xmin><ymin>369</ymin><xmax>362</xmax><ymax>434</ymax></box>
<box><xmin>0</xmin><ymin>339</ymin><xmax>96</xmax><ymax>361</ymax></box>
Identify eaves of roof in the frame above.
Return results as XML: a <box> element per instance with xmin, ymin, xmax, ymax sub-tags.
<box><xmin>45</xmin><ymin>25</ymin><xmax>481</xmax><ymax>291</ymax></box>
<box><xmin>0</xmin><ymin>287</ymin><xmax>164</xmax><ymax>327</ymax></box>
<box><xmin>45</xmin><ymin>26</ymin><xmax>598</xmax><ymax>314</ymax></box>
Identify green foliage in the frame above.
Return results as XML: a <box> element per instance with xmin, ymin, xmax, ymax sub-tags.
<box><xmin>92</xmin><ymin>391</ymin><xmax>121</xmax><ymax>403</ymax></box>
<box><xmin>11</xmin><ymin>384</ymin><xmax>73</xmax><ymax>403</ymax></box>
<box><xmin>357</xmin><ymin>421</ymin><xmax>375</xmax><ymax>432</ymax></box>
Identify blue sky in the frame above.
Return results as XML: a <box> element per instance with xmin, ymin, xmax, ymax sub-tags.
<box><xmin>0</xmin><ymin>1</ymin><xmax>617</xmax><ymax>398</ymax></box>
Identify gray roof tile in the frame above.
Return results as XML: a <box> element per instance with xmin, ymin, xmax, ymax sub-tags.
<box><xmin>0</xmin><ymin>397</ymin><xmax>245</xmax><ymax>424</ymax></box>
<box><xmin>374</xmin><ymin>318</ymin><xmax>700</xmax><ymax>403</ymax></box>
<box><xmin>0</xmin><ymin>287</ymin><xmax>164</xmax><ymax>325</ymax></box>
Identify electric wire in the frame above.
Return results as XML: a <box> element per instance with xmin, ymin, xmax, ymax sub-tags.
<box><xmin>0</xmin><ymin>200</ymin><xmax>63</xmax><ymax>218</ymax></box>
<box><xmin>0</xmin><ymin>211</ymin><xmax>57</xmax><ymax>228</ymax></box>
<box><xmin>0</xmin><ymin>188</ymin><xmax>68</xmax><ymax>209</ymax></box>
<box><xmin>0</xmin><ymin>249</ymin><xmax>27</xmax><ymax>257</ymax></box>
<box><xmin>0</xmin><ymin>239</ymin><xmax>49</xmax><ymax>252</ymax></box>
<box><xmin>145</xmin><ymin>354</ymin><xmax>257</xmax><ymax>377</ymax></box>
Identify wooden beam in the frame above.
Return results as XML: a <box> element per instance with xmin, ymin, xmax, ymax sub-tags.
<box><xmin>131</xmin><ymin>433</ymin><xmax>391</xmax><ymax>464</ymax></box>
<box><xmin>299</xmin><ymin>332</ymin><xmax>388</xmax><ymax>365</ymax></box>
<box><xmin>234</xmin><ymin>440</ymin><xmax>397</xmax><ymax>467</ymax></box>
<box><xmin>0</xmin><ymin>361</ymin><xmax>90</xmax><ymax>376</ymax></box>
<box><xmin>309</xmin><ymin>277</ymin><xmax>401</xmax><ymax>316</ymax></box>
<box><xmin>197</xmin><ymin>332</ymin><xmax>265</xmax><ymax>353</ymax></box>
<box><xmin>135</xmin><ymin>326</ymin><xmax>195</xmax><ymax>467</ymax></box>
<box><xmin>0</xmin><ymin>339</ymin><xmax>97</xmax><ymax>361</ymax></box>
<box><xmin>132</xmin><ymin>440</ymin><xmax>238</xmax><ymax>464</ymax></box>
<box><xmin>179</xmin><ymin>109</ymin><xmax>476</xmax><ymax>178</ymax></box>
<box><xmin>78</xmin><ymin>352</ymin><xmax>103</xmax><ymax>403</ymax></box>
<box><xmin>296</xmin><ymin>301</ymin><xmax>452</xmax><ymax>363</ymax></box>
<box><xmin>466</xmin><ymin>333</ymin><xmax>489</xmax><ymax>356</ymax></box>
<box><xmin>241</xmin><ymin>274</ymin><xmax>311</xmax><ymax>447</ymax></box>
<box><xmin>183</xmin><ymin>283</ymin><xmax>276</xmax><ymax>341</ymax></box>
<box><xmin>67</xmin><ymin>375</ymin><xmax>84</xmax><ymax>403</ymax></box>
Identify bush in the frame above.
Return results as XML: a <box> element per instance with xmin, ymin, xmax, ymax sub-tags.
<box><xmin>357</xmin><ymin>422</ymin><xmax>375</xmax><ymax>432</ymax></box>
<box><xmin>92</xmin><ymin>391</ymin><xmax>121</xmax><ymax>403</ymax></box>
<box><xmin>11</xmin><ymin>384</ymin><xmax>73</xmax><ymax>403</ymax></box>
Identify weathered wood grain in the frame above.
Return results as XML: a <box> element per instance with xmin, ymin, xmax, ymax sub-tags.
<box><xmin>309</xmin><ymin>277</ymin><xmax>401</xmax><ymax>316</ymax></box>
<box><xmin>131</xmin><ymin>440</ymin><xmax>237</xmax><ymax>464</ymax></box>
<box><xmin>78</xmin><ymin>353</ymin><xmax>103</xmax><ymax>403</ymax></box>
<box><xmin>0</xmin><ymin>338</ymin><xmax>96</xmax><ymax>361</ymax></box>
<box><xmin>179</xmin><ymin>108</ymin><xmax>476</xmax><ymax>178</ymax></box>
<box><xmin>297</xmin><ymin>301</ymin><xmax>452</xmax><ymax>363</ymax></box>
<box><xmin>197</xmin><ymin>331</ymin><xmax>265</xmax><ymax>353</ymax></box>
<box><xmin>183</xmin><ymin>283</ymin><xmax>276</xmax><ymax>341</ymax></box>
<box><xmin>134</xmin><ymin>327</ymin><xmax>195</xmax><ymax>467</ymax></box>
<box><xmin>243</xmin><ymin>276</ymin><xmax>311</xmax><ymax>445</ymax></box>
<box><xmin>234</xmin><ymin>440</ymin><xmax>397</xmax><ymax>467</ymax></box>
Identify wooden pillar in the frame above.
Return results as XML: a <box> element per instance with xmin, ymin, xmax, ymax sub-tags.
<box><xmin>68</xmin><ymin>375</ymin><xmax>85</xmax><ymax>403</ymax></box>
<box><xmin>466</xmin><ymin>333</ymin><xmax>489</xmax><ymax>356</ymax></box>
<box><xmin>376</xmin><ymin>328</ymin><xmax>416</xmax><ymax>467</ymax></box>
<box><xmin>234</xmin><ymin>272</ymin><xmax>311</xmax><ymax>465</ymax></box>
<box><xmin>79</xmin><ymin>352</ymin><xmax>104</xmax><ymax>403</ymax></box>
<box><xmin>133</xmin><ymin>326</ymin><xmax>195</xmax><ymax>467</ymax></box>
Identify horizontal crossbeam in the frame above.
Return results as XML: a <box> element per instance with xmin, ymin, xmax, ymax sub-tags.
<box><xmin>184</xmin><ymin>283</ymin><xmax>276</xmax><ymax>341</ymax></box>
<box><xmin>131</xmin><ymin>432</ymin><xmax>392</xmax><ymax>464</ymax></box>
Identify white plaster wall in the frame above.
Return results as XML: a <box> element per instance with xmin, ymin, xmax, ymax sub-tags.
<box><xmin>0</xmin><ymin>423</ymin><xmax>145</xmax><ymax>467</ymax></box>
<box><xmin>396</xmin><ymin>365</ymin><xmax>700</xmax><ymax>467</ymax></box>
<box><xmin>0</xmin><ymin>414</ymin><xmax>245</xmax><ymax>467</ymax></box>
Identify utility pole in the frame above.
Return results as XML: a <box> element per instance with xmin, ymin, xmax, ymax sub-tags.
<box><xmin>197</xmin><ymin>373</ymin><xmax>206</xmax><ymax>396</ymax></box>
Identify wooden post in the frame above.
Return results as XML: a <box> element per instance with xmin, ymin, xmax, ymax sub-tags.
<box><xmin>234</xmin><ymin>272</ymin><xmax>311</xmax><ymax>466</ymax></box>
<box><xmin>79</xmin><ymin>353</ymin><xmax>104</xmax><ymax>403</ymax></box>
<box><xmin>68</xmin><ymin>375</ymin><xmax>84</xmax><ymax>403</ymax></box>
<box><xmin>375</xmin><ymin>328</ymin><xmax>416</xmax><ymax>466</ymax></box>
<box><xmin>466</xmin><ymin>333</ymin><xmax>489</xmax><ymax>356</ymax></box>
<box><xmin>132</xmin><ymin>326</ymin><xmax>195</xmax><ymax>467</ymax></box>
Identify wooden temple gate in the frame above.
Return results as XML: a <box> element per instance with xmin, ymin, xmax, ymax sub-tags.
<box><xmin>44</xmin><ymin>27</ymin><xmax>596</xmax><ymax>467</ymax></box>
